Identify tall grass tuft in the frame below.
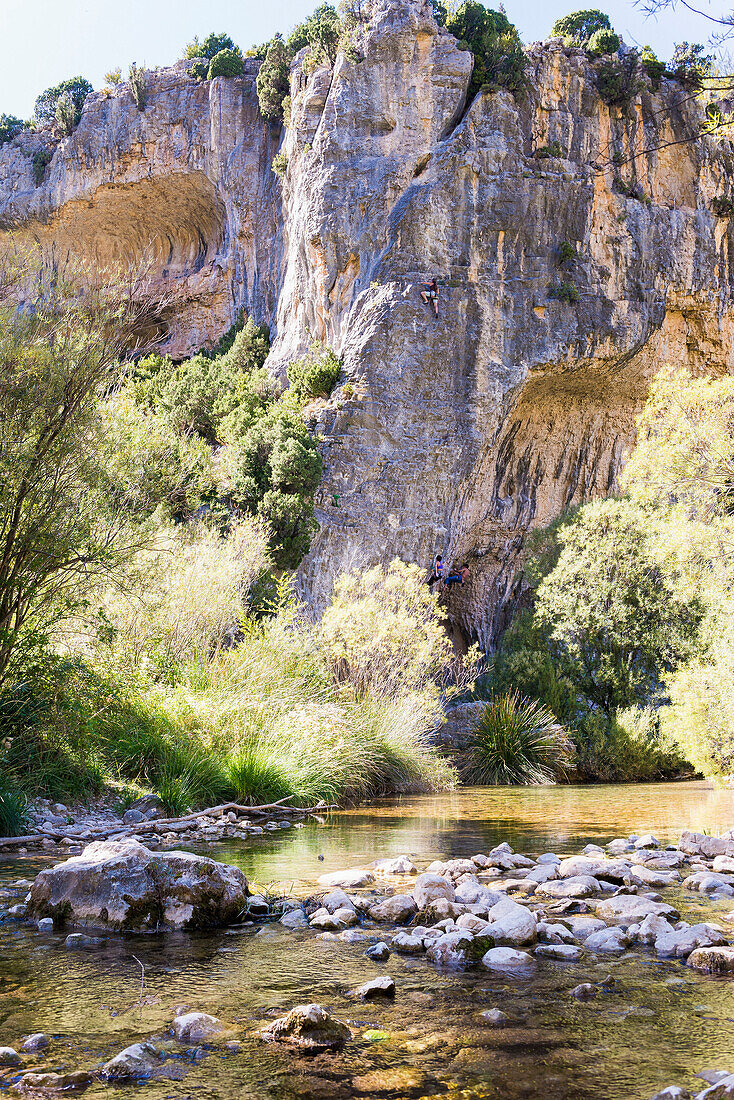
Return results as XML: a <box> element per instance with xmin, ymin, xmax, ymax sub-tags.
<box><xmin>464</xmin><ymin>691</ymin><xmax>574</xmax><ymax>785</ymax></box>
<box><xmin>0</xmin><ymin>787</ymin><xmax>28</xmax><ymax>836</ymax></box>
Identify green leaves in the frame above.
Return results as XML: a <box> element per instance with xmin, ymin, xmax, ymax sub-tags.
<box><xmin>445</xmin><ymin>3</ymin><xmax>526</xmax><ymax>98</ymax></box>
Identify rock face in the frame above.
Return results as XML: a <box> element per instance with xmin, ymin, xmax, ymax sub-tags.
<box><xmin>3</xmin><ymin>0</ymin><xmax>734</xmax><ymax>642</ymax></box>
<box><xmin>27</xmin><ymin>839</ymin><xmax>249</xmax><ymax>931</ymax></box>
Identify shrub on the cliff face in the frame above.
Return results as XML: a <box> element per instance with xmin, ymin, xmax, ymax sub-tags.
<box><xmin>55</xmin><ymin>92</ymin><xmax>79</xmax><ymax>136</ymax></box>
<box><xmin>595</xmin><ymin>51</ymin><xmax>644</xmax><ymax>107</ymax></box>
<box><xmin>184</xmin><ymin>32</ymin><xmax>236</xmax><ymax>61</ymax></box>
<box><xmin>0</xmin><ymin>115</ymin><xmax>26</xmax><ymax>145</ymax></box>
<box><xmin>586</xmin><ymin>28</ymin><xmax>620</xmax><ymax>56</ymax></box>
<box><xmin>464</xmin><ymin>692</ymin><xmax>574</xmax><ymax>785</ymax></box>
<box><xmin>31</xmin><ymin>149</ymin><xmax>52</xmax><ymax>186</ymax></box>
<box><xmin>641</xmin><ymin>45</ymin><xmax>665</xmax><ymax>89</ymax></box>
<box><xmin>445</xmin><ymin>2</ymin><xmax>527</xmax><ymax>98</ymax></box>
<box><xmin>287</xmin><ymin>342</ymin><xmax>342</xmax><ymax>398</ymax></box>
<box><xmin>256</xmin><ymin>34</ymin><xmax>291</xmax><ymax>122</ymax></box>
<box><xmin>128</xmin><ymin>63</ymin><xmax>147</xmax><ymax>110</ymax></box>
<box><xmin>551</xmin><ymin>9</ymin><xmax>611</xmax><ymax>46</ymax></box>
<box><xmin>669</xmin><ymin>42</ymin><xmax>714</xmax><ymax>89</ymax></box>
<box><xmin>35</xmin><ymin>77</ymin><xmax>92</xmax><ymax>125</ymax></box>
<box><xmin>208</xmin><ymin>48</ymin><xmax>244</xmax><ymax>79</ymax></box>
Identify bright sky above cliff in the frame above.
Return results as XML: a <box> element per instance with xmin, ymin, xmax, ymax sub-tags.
<box><xmin>1</xmin><ymin>0</ymin><xmax>711</xmax><ymax>121</ymax></box>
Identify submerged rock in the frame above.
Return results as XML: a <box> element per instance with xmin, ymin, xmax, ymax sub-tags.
<box><xmin>21</xmin><ymin>1034</ymin><xmax>49</xmax><ymax>1053</ymax></box>
<box><xmin>28</xmin><ymin>839</ymin><xmax>249</xmax><ymax>932</ymax></box>
<box><xmin>317</xmin><ymin>869</ymin><xmax>374</xmax><ymax>889</ymax></box>
<box><xmin>354</xmin><ymin>976</ymin><xmax>396</xmax><ymax>999</ymax></box>
<box><xmin>0</xmin><ymin>1047</ymin><xmax>21</xmax><ymax>1066</ymax></box>
<box><xmin>480</xmin><ymin>1008</ymin><xmax>508</xmax><ymax>1027</ymax></box>
<box><xmin>481</xmin><ymin>947</ymin><xmax>537</xmax><ymax>973</ymax></box>
<box><xmin>102</xmin><ymin>1041</ymin><xmax>160</xmax><ymax>1080</ymax></box>
<box><xmin>570</xmin><ymin>983</ymin><xmax>599</xmax><ymax>1001</ymax></box>
<box><xmin>15</xmin><ymin>1071</ymin><xmax>93</xmax><ymax>1091</ymax></box>
<box><xmin>372</xmin><ymin>856</ymin><xmax>417</xmax><ymax>874</ymax></box>
<box><xmin>688</xmin><ymin>947</ymin><xmax>734</xmax><ymax>974</ymax></box>
<box><xmin>172</xmin><ymin>1011</ymin><xmax>225</xmax><ymax>1042</ymax></box>
<box><xmin>365</xmin><ymin>941</ymin><xmax>390</xmax><ymax>961</ymax></box>
<box><xmin>595</xmin><ymin>895</ymin><xmax>678</xmax><ymax>928</ymax></box>
<box><xmin>260</xmin><ymin>1004</ymin><xmax>350</xmax><ymax>1050</ymax></box>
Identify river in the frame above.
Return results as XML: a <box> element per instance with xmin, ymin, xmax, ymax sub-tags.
<box><xmin>1</xmin><ymin>781</ymin><xmax>734</xmax><ymax>1099</ymax></box>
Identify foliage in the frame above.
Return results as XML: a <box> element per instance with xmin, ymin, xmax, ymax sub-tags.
<box><xmin>712</xmin><ymin>196</ymin><xmax>734</xmax><ymax>216</ymax></box>
<box><xmin>55</xmin><ymin>92</ymin><xmax>78</xmax><ymax>136</ymax></box>
<box><xmin>190</xmin><ymin>58</ymin><xmax>210</xmax><ymax>81</ymax></box>
<box><xmin>586</xmin><ymin>27</ymin><xmax>620</xmax><ymax>56</ymax></box>
<box><xmin>463</xmin><ymin>691</ymin><xmax>574</xmax><ymax>785</ymax></box>
<box><xmin>35</xmin><ymin>77</ymin><xmax>92</xmax><ymax>125</ymax></box>
<box><xmin>535</xmin><ymin>141</ymin><xmax>564</xmax><ymax>158</ymax></box>
<box><xmin>0</xmin><ymin>785</ymin><xmax>27</xmax><ymax>836</ymax></box>
<box><xmin>208</xmin><ymin>49</ymin><xmax>244</xmax><ymax>79</ymax></box>
<box><xmin>641</xmin><ymin>45</ymin><xmax>665</xmax><ymax>90</ymax></box>
<box><xmin>0</xmin><ymin>115</ymin><xmax>26</xmax><ymax>145</ymax></box>
<box><xmin>445</xmin><ymin>2</ymin><xmax>527</xmax><ymax>98</ymax></box>
<box><xmin>614</xmin><ymin>175</ymin><xmax>649</xmax><ymax>202</ymax></box>
<box><xmin>184</xmin><ymin>32</ymin><xmax>236</xmax><ymax>61</ymax></box>
<box><xmin>595</xmin><ymin>51</ymin><xmax>643</xmax><ymax>107</ymax></box>
<box><xmin>128</xmin><ymin>64</ymin><xmax>147</xmax><ymax>110</ymax></box>
<box><xmin>31</xmin><ymin>149</ymin><xmax>52</xmax><ymax>186</ymax></box>
<box><xmin>256</xmin><ymin>35</ymin><xmax>292</xmax><ymax>123</ymax></box>
<box><xmin>287</xmin><ymin>4</ymin><xmax>342</xmax><ymax>65</ymax></box>
<box><xmin>0</xmin><ymin>252</ymin><xmax>161</xmax><ymax>685</ymax></box>
<box><xmin>272</xmin><ymin>150</ymin><xmax>288</xmax><ymax>179</ymax></box>
<box><xmin>557</xmin><ymin>240</ymin><xmax>576</xmax><ymax>264</ymax></box>
<box><xmin>105</xmin><ymin>68</ymin><xmax>122</xmax><ymax>85</ymax></box>
<box><xmin>287</xmin><ymin>341</ymin><xmax>342</xmax><ymax>398</ymax></box>
<box><xmin>548</xmin><ymin>280</ymin><xmax>579</xmax><ymax>303</ymax></box>
<box><xmin>669</xmin><ymin>42</ymin><xmax>714</xmax><ymax>89</ymax></box>
<box><xmin>551</xmin><ymin>9</ymin><xmax>611</xmax><ymax>45</ymax></box>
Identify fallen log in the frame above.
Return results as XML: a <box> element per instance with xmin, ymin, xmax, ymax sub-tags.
<box><xmin>0</xmin><ymin>798</ymin><xmax>336</xmax><ymax>850</ymax></box>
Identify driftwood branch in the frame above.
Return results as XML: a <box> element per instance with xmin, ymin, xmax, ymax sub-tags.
<box><xmin>0</xmin><ymin>798</ymin><xmax>336</xmax><ymax>849</ymax></box>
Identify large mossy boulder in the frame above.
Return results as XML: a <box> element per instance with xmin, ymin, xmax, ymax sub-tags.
<box><xmin>27</xmin><ymin>839</ymin><xmax>249</xmax><ymax>931</ymax></box>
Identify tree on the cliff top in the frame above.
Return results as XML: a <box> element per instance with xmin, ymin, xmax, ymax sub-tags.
<box><xmin>0</xmin><ymin>116</ymin><xmax>26</xmax><ymax>145</ymax></box>
<box><xmin>287</xmin><ymin>4</ymin><xmax>342</xmax><ymax>65</ymax></box>
<box><xmin>183</xmin><ymin>32</ymin><xmax>236</xmax><ymax>60</ymax></box>
<box><xmin>551</xmin><ymin>9</ymin><xmax>611</xmax><ymax>46</ymax></box>
<box><xmin>256</xmin><ymin>34</ymin><xmax>292</xmax><ymax>122</ymax></box>
<box><xmin>0</xmin><ymin>253</ymin><xmax>162</xmax><ymax>685</ymax></box>
<box><xmin>34</xmin><ymin>77</ymin><xmax>92</xmax><ymax>125</ymax></box>
<box><xmin>445</xmin><ymin>2</ymin><xmax>527</xmax><ymax>97</ymax></box>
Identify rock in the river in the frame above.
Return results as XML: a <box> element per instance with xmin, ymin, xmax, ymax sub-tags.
<box><xmin>426</xmin><ymin>930</ymin><xmax>475</xmax><ymax>968</ymax></box>
<box><xmin>570</xmin><ymin>983</ymin><xmax>599</xmax><ymax>1000</ymax></box>
<box><xmin>102</xmin><ymin>1041</ymin><xmax>160</xmax><ymax>1080</ymax></box>
<box><xmin>584</xmin><ymin>927</ymin><xmax>629</xmax><ymax>954</ymax></box>
<box><xmin>16</xmin><ymin>1071</ymin><xmax>93</xmax><ymax>1090</ymax></box>
<box><xmin>413</xmin><ymin>873</ymin><xmax>455</xmax><ymax>907</ymax></box>
<box><xmin>480</xmin><ymin>1008</ymin><xmax>508</xmax><ymax>1027</ymax></box>
<box><xmin>392</xmin><ymin>931</ymin><xmax>425</xmax><ymax>954</ymax></box>
<box><xmin>280</xmin><ymin>908</ymin><xmax>309</xmax><ymax>929</ymax></box>
<box><xmin>0</xmin><ymin>1047</ymin><xmax>21</xmax><ymax>1066</ymax></box>
<box><xmin>172</xmin><ymin>1011</ymin><xmax>224</xmax><ymax>1042</ymax></box>
<box><xmin>365</xmin><ymin>941</ymin><xmax>390</xmax><ymax>961</ymax></box>
<box><xmin>535</xmin><ymin>944</ymin><xmax>583</xmax><ymax>960</ymax></box>
<box><xmin>655</xmin><ymin>924</ymin><xmax>728</xmax><ymax>959</ymax></box>
<box><xmin>680</xmin><ymin>832</ymin><xmax>734</xmax><ymax>859</ymax></box>
<box><xmin>317</xmin><ymin>869</ymin><xmax>374</xmax><ymax>889</ymax></box>
<box><xmin>28</xmin><ymin>839</ymin><xmax>249</xmax><ymax>931</ymax></box>
<box><xmin>484</xmin><ymin>897</ymin><xmax>537</xmax><ymax>946</ymax></box>
<box><xmin>260</xmin><ymin>1004</ymin><xmax>350</xmax><ymax>1050</ymax></box>
<box><xmin>372</xmin><ymin>856</ymin><xmax>417</xmax><ymax>874</ymax></box>
<box><xmin>481</xmin><ymin>947</ymin><xmax>536</xmax><ymax>972</ymax></box>
<box><xmin>537</xmin><ymin>875</ymin><xmax>602</xmax><ymax>899</ymax></box>
<box><xmin>321</xmin><ymin>888</ymin><xmax>354</xmax><ymax>913</ymax></box>
<box><xmin>595</xmin><ymin>895</ymin><xmax>678</xmax><ymax>928</ymax></box>
<box><xmin>369</xmin><ymin>894</ymin><xmax>417</xmax><ymax>922</ymax></box>
<box><xmin>688</xmin><ymin>947</ymin><xmax>734</xmax><ymax>974</ymax></box>
<box><xmin>697</xmin><ymin>1075</ymin><xmax>734</xmax><ymax>1099</ymax></box>
<box><xmin>651</xmin><ymin>1087</ymin><xmax>691</xmax><ymax>1099</ymax></box>
<box><xmin>354</xmin><ymin>976</ymin><xmax>396</xmax><ymax>999</ymax></box>
<box><xmin>21</xmin><ymin>1033</ymin><xmax>49</xmax><ymax>1053</ymax></box>
<box><xmin>65</xmin><ymin>932</ymin><xmax>103</xmax><ymax>948</ymax></box>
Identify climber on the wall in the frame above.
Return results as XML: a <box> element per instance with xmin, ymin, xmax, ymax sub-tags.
<box><xmin>446</xmin><ymin>562</ymin><xmax>470</xmax><ymax>588</ymax></box>
<box><xmin>427</xmin><ymin>553</ymin><xmax>444</xmax><ymax>589</ymax></box>
<box><xmin>420</xmin><ymin>278</ymin><xmax>440</xmax><ymax>318</ymax></box>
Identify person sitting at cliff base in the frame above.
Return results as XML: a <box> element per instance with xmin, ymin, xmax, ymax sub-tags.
<box><xmin>420</xmin><ymin>278</ymin><xmax>439</xmax><ymax>318</ymax></box>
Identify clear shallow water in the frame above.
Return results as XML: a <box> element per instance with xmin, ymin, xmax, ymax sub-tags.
<box><xmin>1</xmin><ymin>781</ymin><xmax>734</xmax><ymax>1100</ymax></box>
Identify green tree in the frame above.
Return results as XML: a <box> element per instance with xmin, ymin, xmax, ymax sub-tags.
<box><xmin>551</xmin><ymin>9</ymin><xmax>611</xmax><ymax>45</ymax></box>
<box><xmin>184</xmin><ymin>32</ymin><xmax>236</xmax><ymax>60</ymax></box>
<box><xmin>35</xmin><ymin>77</ymin><xmax>93</xmax><ymax>125</ymax></box>
<box><xmin>669</xmin><ymin>42</ymin><xmax>715</xmax><ymax>88</ymax></box>
<box><xmin>288</xmin><ymin>3</ymin><xmax>341</xmax><ymax>64</ymax></box>
<box><xmin>531</xmin><ymin>498</ymin><xmax>702</xmax><ymax>715</ymax></box>
<box><xmin>287</xmin><ymin>341</ymin><xmax>342</xmax><ymax>398</ymax></box>
<box><xmin>0</xmin><ymin>254</ymin><xmax>159</xmax><ymax>684</ymax></box>
<box><xmin>208</xmin><ymin>48</ymin><xmax>244</xmax><ymax>78</ymax></box>
<box><xmin>445</xmin><ymin>2</ymin><xmax>526</xmax><ymax>97</ymax></box>
<box><xmin>256</xmin><ymin>35</ymin><xmax>292</xmax><ymax>122</ymax></box>
<box><xmin>587</xmin><ymin>27</ymin><xmax>620</xmax><ymax>55</ymax></box>
<box><xmin>0</xmin><ymin>115</ymin><xmax>26</xmax><ymax>145</ymax></box>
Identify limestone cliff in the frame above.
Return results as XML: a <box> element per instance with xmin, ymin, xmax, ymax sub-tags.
<box><xmin>2</xmin><ymin>0</ymin><xmax>733</xmax><ymax>648</ymax></box>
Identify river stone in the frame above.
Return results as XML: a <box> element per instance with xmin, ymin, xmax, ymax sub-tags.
<box><xmin>365</xmin><ymin>941</ymin><xmax>390</xmax><ymax>961</ymax></box>
<box><xmin>123</xmin><ymin>808</ymin><xmax>145</xmax><ymax>824</ymax></box>
<box><xmin>425</xmin><ymin>930</ymin><xmax>474</xmax><ymax>968</ymax></box>
<box><xmin>280</xmin><ymin>908</ymin><xmax>309</xmax><ymax>929</ymax></box>
<box><xmin>651</xmin><ymin>1088</ymin><xmax>691</xmax><ymax>1099</ymax></box>
<box><xmin>525</xmin><ymin>864</ymin><xmax>558</xmax><ymax>883</ymax></box>
<box><xmin>481</xmin><ymin>946</ymin><xmax>536</xmax><ymax>972</ymax></box>
<box><xmin>333</xmin><ymin>906</ymin><xmax>358</xmax><ymax>927</ymax></box>
<box><xmin>630</xmin><ymin>866</ymin><xmax>680</xmax><ymax>888</ymax></box>
<box><xmin>535</xmin><ymin>943</ymin><xmax>583</xmax><ymax>960</ymax></box>
<box><xmin>688</xmin><ymin>946</ymin><xmax>734</xmax><ymax>974</ymax></box>
<box><xmin>680</xmin><ymin>831</ymin><xmax>734</xmax><ymax>859</ymax></box>
<box><xmin>656</xmin><ymin>924</ymin><xmax>728</xmax><ymax>959</ymax></box>
<box><xmin>65</xmin><ymin>933</ymin><xmax>103</xmax><ymax>948</ymax></box>
<box><xmin>454</xmin><ymin>880</ymin><xmax>500</xmax><ymax>909</ymax></box>
<box><xmin>16</xmin><ymin>1071</ymin><xmax>93</xmax><ymax>1091</ymax></box>
<box><xmin>595</xmin><ymin>895</ymin><xmax>679</xmax><ymax>927</ymax></box>
<box><xmin>484</xmin><ymin>896</ymin><xmax>537</xmax><ymax>945</ymax></box>
<box><xmin>685</xmin><ymin>872</ymin><xmax>734</xmax><ymax>894</ymax></box>
<box><xmin>698</xmin><ymin>1075</ymin><xmax>734</xmax><ymax>1098</ymax></box>
<box><xmin>372</xmin><ymin>855</ymin><xmax>417</xmax><ymax>874</ymax></box>
<box><xmin>561</xmin><ymin>915</ymin><xmax>606</xmax><ymax>939</ymax></box>
<box><xmin>570</xmin><ymin>983</ymin><xmax>599</xmax><ymax>1000</ymax></box>
<box><xmin>36</xmin><ymin>917</ymin><xmax>54</xmax><ymax>933</ymax></box>
<box><xmin>21</xmin><ymin>1033</ymin><xmax>49</xmax><ymax>1053</ymax></box>
<box><xmin>536</xmin><ymin>876</ymin><xmax>602</xmax><ymax>899</ymax></box>
<box><xmin>0</xmin><ymin>1047</ymin><xmax>20</xmax><ymax>1066</ymax></box>
<box><xmin>413</xmin><ymin>873</ymin><xmax>455</xmax><ymax>907</ymax></box>
<box><xmin>354</xmin><ymin>975</ymin><xmax>395</xmax><ymax>999</ymax></box>
<box><xmin>635</xmin><ymin>834</ymin><xmax>660</xmax><ymax>849</ymax></box>
<box><xmin>317</xmin><ymin>869</ymin><xmax>374</xmax><ymax>889</ymax></box>
<box><xmin>369</xmin><ymin>894</ymin><xmax>417</xmax><ymax>922</ymax></box>
<box><xmin>321</xmin><ymin>888</ymin><xmax>354</xmax><ymax>913</ymax></box>
<box><xmin>172</xmin><ymin>1011</ymin><xmax>224</xmax><ymax>1042</ymax></box>
<box><xmin>537</xmin><ymin>853</ymin><xmax>561</xmax><ymax>865</ymax></box>
<box><xmin>102</xmin><ymin>1041</ymin><xmax>160</xmax><ymax>1079</ymax></box>
<box><xmin>584</xmin><ymin>927</ymin><xmax>629</xmax><ymax>954</ymax></box>
<box><xmin>537</xmin><ymin>921</ymin><xmax>575</xmax><ymax>945</ymax></box>
<box><xmin>261</xmin><ymin>1004</ymin><xmax>350</xmax><ymax>1050</ymax></box>
<box><xmin>714</xmin><ymin>856</ymin><xmax>734</xmax><ymax>874</ymax></box>
<box><xmin>28</xmin><ymin>839</ymin><xmax>249</xmax><ymax>932</ymax></box>
<box><xmin>638</xmin><ymin>914</ymin><xmax>675</xmax><ymax>945</ymax></box>
<box><xmin>480</xmin><ymin>1008</ymin><xmax>508</xmax><ymax>1026</ymax></box>
<box><xmin>389</xmin><ymin>930</ymin><xmax>422</xmax><ymax>954</ymax></box>
<box><xmin>557</xmin><ymin>856</ymin><xmax>630</xmax><ymax>883</ymax></box>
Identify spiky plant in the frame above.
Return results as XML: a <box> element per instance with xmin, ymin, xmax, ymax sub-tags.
<box><xmin>0</xmin><ymin>787</ymin><xmax>28</xmax><ymax>837</ymax></box>
<box><xmin>464</xmin><ymin>691</ymin><xmax>574</xmax><ymax>785</ymax></box>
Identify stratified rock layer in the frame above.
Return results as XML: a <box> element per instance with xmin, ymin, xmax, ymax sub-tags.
<box><xmin>2</xmin><ymin>0</ymin><xmax>734</xmax><ymax>644</ymax></box>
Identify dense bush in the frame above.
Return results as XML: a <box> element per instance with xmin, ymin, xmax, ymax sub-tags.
<box><xmin>35</xmin><ymin>77</ymin><xmax>92</xmax><ymax>125</ymax></box>
<box><xmin>271</xmin><ymin>150</ymin><xmax>288</xmax><ymax>179</ymax></box>
<box><xmin>0</xmin><ymin>114</ymin><xmax>26</xmax><ymax>145</ymax></box>
<box><xmin>128</xmin><ymin>63</ymin><xmax>147</xmax><ymax>110</ymax></box>
<box><xmin>548</xmin><ymin>280</ymin><xmax>579</xmax><ymax>303</ymax></box>
<box><xmin>55</xmin><ymin>92</ymin><xmax>78</xmax><ymax>136</ymax></box>
<box><xmin>551</xmin><ymin>9</ymin><xmax>611</xmax><ymax>46</ymax></box>
<box><xmin>31</xmin><ymin>149</ymin><xmax>52</xmax><ymax>186</ymax></box>
<box><xmin>669</xmin><ymin>42</ymin><xmax>714</xmax><ymax>89</ymax></box>
<box><xmin>641</xmin><ymin>45</ymin><xmax>665</xmax><ymax>89</ymax></box>
<box><xmin>184</xmin><ymin>32</ymin><xmax>236</xmax><ymax>60</ymax></box>
<box><xmin>256</xmin><ymin>35</ymin><xmax>291</xmax><ymax>122</ymax></box>
<box><xmin>595</xmin><ymin>52</ymin><xmax>643</xmax><ymax>107</ymax></box>
<box><xmin>463</xmin><ymin>692</ymin><xmax>574</xmax><ymax>785</ymax></box>
<box><xmin>586</xmin><ymin>28</ymin><xmax>620</xmax><ymax>56</ymax></box>
<box><xmin>287</xmin><ymin>341</ymin><xmax>342</xmax><ymax>398</ymax></box>
<box><xmin>208</xmin><ymin>49</ymin><xmax>244</xmax><ymax>78</ymax></box>
<box><xmin>445</xmin><ymin>2</ymin><xmax>526</xmax><ymax>98</ymax></box>
<box><xmin>287</xmin><ymin>3</ymin><xmax>341</xmax><ymax>64</ymax></box>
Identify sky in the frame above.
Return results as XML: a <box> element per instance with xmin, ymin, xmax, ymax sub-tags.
<box><xmin>0</xmin><ymin>0</ymin><xmax>715</xmax><ymax>121</ymax></box>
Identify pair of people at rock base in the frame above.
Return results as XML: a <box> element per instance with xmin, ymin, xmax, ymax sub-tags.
<box><xmin>420</xmin><ymin>278</ymin><xmax>439</xmax><ymax>318</ymax></box>
<box><xmin>428</xmin><ymin>554</ymin><xmax>469</xmax><ymax>589</ymax></box>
